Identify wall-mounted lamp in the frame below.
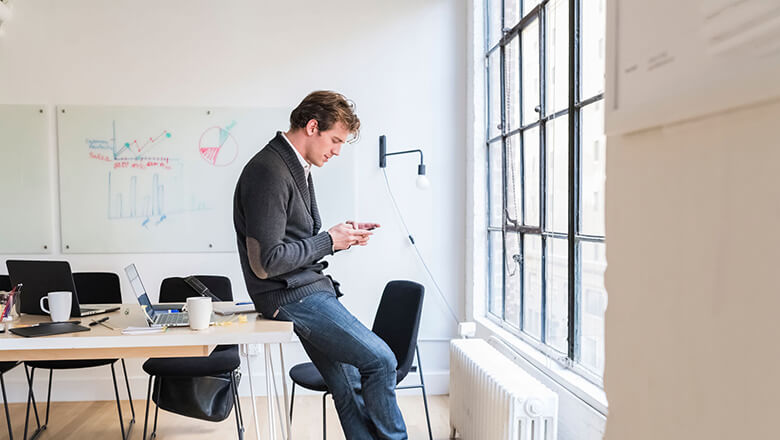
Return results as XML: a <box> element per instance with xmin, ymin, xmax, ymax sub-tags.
<box><xmin>379</xmin><ymin>135</ymin><xmax>430</xmax><ymax>189</ymax></box>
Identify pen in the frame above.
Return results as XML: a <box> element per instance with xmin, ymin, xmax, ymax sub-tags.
<box><xmin>1</xmin><ymin>284</ymin><xmax>20</xmax><ymax>320</ymax></box>
<box><xmin>89</xmin><ymin>317</ymin><xmax>110</xmax><ymax>327</ymax></box>
<box><xmin>236</xmin><ymin>302</ymin><xmax>253</xmax><ymax>305</ymax></box>
<box><xmin>98</xmin><ymin>321</ymin><xmax>117</xmax><ymax>331</ymax></box>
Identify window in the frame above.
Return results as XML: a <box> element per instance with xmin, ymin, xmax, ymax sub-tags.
<box><xmin>485</xmin><ymin>0</ymin><xmax>606</xmax><ymax>382</ymax></box>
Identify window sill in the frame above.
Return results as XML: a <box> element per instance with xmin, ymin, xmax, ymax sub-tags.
<box><xmin>475</xmin><ymin>316</ymin><xmax>609</xmax><ymax>416</ymax></box>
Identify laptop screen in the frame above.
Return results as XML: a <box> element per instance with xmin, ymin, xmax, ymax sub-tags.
<box><xmin>6</xmin><ymin>260</ymin><xmax>82</xmax><ymax>317</ymax></box>
<box><xmin>124</xmin><ymin>264</ymin><xmax>157</xmax><ymax>320</ymax></box>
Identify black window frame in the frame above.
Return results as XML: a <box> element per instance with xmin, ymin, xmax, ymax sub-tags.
<box><xmin>485</xmin><ymin>0</ymin><xmax>606</xmax><ymax>385</ymax></box>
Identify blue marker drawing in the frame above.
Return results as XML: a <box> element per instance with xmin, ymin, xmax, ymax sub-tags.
<box><xmin>219</xmin><ymin>121</ymin><xmax>237</xmax><ymax>146</ymax></box>
<box><xmin>107</xmin><ymin>171</ymin><xmax>208</xmax><ymax>228</ymax></box>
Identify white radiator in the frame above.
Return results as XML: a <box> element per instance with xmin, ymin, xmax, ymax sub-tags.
<box><xmin>450</xmin><ymin>339</ymin><xmax>559</xmax><ymax>440</ymax></box>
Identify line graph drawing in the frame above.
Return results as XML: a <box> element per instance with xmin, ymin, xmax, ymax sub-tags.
<box><xmin>117</xmin><ymin>130</ymin><xmax>172</xmax><ymax>158</ymax></box>
<box><xmin>198</xmin><ymin>120</ymin><xmax>239</xmax><ymax>166</ymax></box>
<box><xmin>86</xmin><ymin>121</ymin><xmax>174</xmax><ymax>169</ymax></box>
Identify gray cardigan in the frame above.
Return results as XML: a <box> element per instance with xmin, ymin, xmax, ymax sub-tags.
<box><xmin>233</xmin><ymin>132</ymin><xmax>336</xmax><ymax>316</ymax></box>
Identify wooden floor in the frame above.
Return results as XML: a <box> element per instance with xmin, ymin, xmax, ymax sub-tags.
<box><xmin>1</xmin><ymin>395</ymin><xmax>451</xmax><ymax>440</ymax></box>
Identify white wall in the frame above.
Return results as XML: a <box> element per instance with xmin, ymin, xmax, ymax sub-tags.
<box><xmin>603</xmin><ymin>98</ymin><xmax>780</xmax><ymax>439</ymax></box>
<box><xmin>0</xmin><ymin>0</ymin><xmax>466</xmax><ymax>401</ymax></box>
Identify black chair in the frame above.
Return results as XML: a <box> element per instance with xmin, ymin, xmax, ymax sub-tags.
<box><xmin>288</xmin><ymin>280</ymin><xmax>432</xmax><ymax>440</ymax></box>
<box><xmin>141</xmin><ymin>275</ymin><xmax>244</xmax><ymax>440</ymax></box>
<box><xmin>24</xmin><ymin>272</ymin><xmax>135</xmax><ymax>440</ymax></box>
<box><xmin>158</xmin><ymin>276</ymin><xmax>233</xmax><ymax>304</ymax></box>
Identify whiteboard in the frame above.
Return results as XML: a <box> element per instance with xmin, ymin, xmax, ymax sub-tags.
<box><xmin>0</xmin><ymin>105</ymin><xmax>53</xmax><ymax>254</ymax></box>
<box><xmin>606</xmin><ymin>0</ymin><xmax>780</xmax><ymax>135</ymax></box>
<box><xmin>57</xmin><ymin>106</ymin><xmax>293</xmax><ymax>253</ymax></box>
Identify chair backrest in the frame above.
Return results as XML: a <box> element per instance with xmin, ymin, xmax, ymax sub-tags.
<box><xmin>72</xmin><ymin>272</ymin><xmax>122</xmax><ymax>304</ymax></box>
<box><xmin>0</xmin><ymin>274</ymin><xmax>10</xmax><ymax>291</ymax></box>
<box><xmin>371</xmin><ymin>280</ymin><xmax>425</xmax><ymax>384</ymax></box>
<box><xmin>159</xmin><ymin>276</ymin><xmax>233</xmax><ymax>302</ymax></box>
<box><xmin>0</xmin><ymin>361</ymin><xmax>19</xmax><ymax>374</ymax></box>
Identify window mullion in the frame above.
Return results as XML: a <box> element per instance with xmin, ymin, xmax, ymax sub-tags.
<box><xmin>517</xmin><ymin>20</ymin><xmax>525</xmax><ymax>331</ymax></box>
<box><xmin>538</xmin><ymin>5</ymin><xmax>548</xmax><ymax>345</ymax></box>
<box><xmin>567</xmin><ymin>0</ymin><xmax>581</xmax><ymax>362</ymax></box>
<box><xmin>500</xmin><ymin>33</ymin><xmax>509</xmax><ymax>321</ymax></box>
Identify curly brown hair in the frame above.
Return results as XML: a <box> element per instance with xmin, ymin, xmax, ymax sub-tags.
<box><xmin>289</xmin><ymin>91</ymin><xmax>361</xmax><ymax>143</ymax></box>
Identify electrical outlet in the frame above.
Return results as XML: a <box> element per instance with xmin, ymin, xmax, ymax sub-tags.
<box><xmin>458</xmin><ymin>321</ymin><xmax>477</xmax><ymax>338</ymax></box>
<box><xmin>245</xmin><ymin>343</ymin><xmax>262</xmax><ymax>356</ymax></box>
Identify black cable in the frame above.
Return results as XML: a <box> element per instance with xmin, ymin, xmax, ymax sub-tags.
<box><xmin>381</xmin><ymin>168</ymin><xmax>460</xmax><ymax>326</ymax></box>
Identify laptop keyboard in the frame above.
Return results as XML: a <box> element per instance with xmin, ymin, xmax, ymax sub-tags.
<box><xmin>154</xmin><ymin>313</ymin><xmax>189</xmax><ymax>326</ymax></box>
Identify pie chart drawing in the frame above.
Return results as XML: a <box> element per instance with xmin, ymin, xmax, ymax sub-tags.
<box><xmin>199</xmin><ymin>124</ymin><xmax>238</xmax><ymax>167</ymax></box>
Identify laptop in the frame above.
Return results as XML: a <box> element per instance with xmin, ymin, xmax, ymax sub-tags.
<box><xmin>6</xmin><ymin>260</ymin><xmax>121</xmax><ymax>318</ymax></box>
<box><xmin>124</xmin><ymin>264</ymin><xmax>215</xmax><ymax>327</ymax></box>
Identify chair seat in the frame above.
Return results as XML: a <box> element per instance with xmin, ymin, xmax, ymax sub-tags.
<box><xmin>289</xmin><ymin>361</ymin><xmax>407</xmax><ymax>393</ymax></box>
<box><xmin>289</xmin><ymin>362</ymin><xmax>328</xmax><ymax>392</ymax></box>
<box><xmin>143</xmin><ymin>345</ymin><xmax>240</xmax><ymax>377</ymax></box>
<box><xmin>26</xmin><ymin>359</ymin><xmax>117</xmax><ymax>370</ymax></box>
<box><xmin>0</xmin><ymin>361</ymin><xmax>18</xmax><ymax>374</ymax></box>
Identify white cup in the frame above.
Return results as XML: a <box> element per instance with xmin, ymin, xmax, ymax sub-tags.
<box><xmin>186</xmin><ymin>297</ymin><xmax>212</xmax><ymax>330</ymax></box>
<box><xmin>40</xmin><ymin>291</ymin><xmax>72</xmax><ymax>322</ymax></box>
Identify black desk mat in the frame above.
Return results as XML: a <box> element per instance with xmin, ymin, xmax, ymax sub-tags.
<box><xmin>9</xmin><ymin>322</ymin><xmax>90</xmax><ymax>337</ymax></box>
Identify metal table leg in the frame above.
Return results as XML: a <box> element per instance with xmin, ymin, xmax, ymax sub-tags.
<box><xmin>264</xmin><ymin>345</ymin><xmax>277</xmax><ymax>440</ymax></box>
<box><xmin>241</xmin><ymin>344</ymin><xmax>263</xmax><ymax>440</ymax></box>
<box><xmin>279</xmin><ymin>344</ymin><xmax>291</xmax><ymax>440</ymax></box>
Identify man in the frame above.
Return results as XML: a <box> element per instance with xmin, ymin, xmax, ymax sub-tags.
<box><xmin>233</xmin><ymin>91</ymin><xmax>408</xmax><ymax>439</ymax></box>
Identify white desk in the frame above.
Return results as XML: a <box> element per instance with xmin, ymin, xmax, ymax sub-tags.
<box><xmin>0</xmin><ymin>305</ymin><xmax>294</xmax><ymax>440</ymax></box>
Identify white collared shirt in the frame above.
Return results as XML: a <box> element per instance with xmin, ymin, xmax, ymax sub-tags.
<box><xmin>281</xmin><ymin>132</ymin><xmax>311</xmax><ymax>181</ymax></box>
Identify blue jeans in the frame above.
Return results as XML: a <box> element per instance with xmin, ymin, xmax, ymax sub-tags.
<box><xmin>274</xmin><ymin>291</ymin><xmax>408</xmax><ymax>440</ymax></box>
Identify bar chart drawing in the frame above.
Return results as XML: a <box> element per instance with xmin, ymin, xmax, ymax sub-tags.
<box><xmin>106</xmin><ymin>171</ymin><xmax>208</xmax><ymax>229</ymax></box>
<box><xmin>107</xmin><ymin>172</ymin><xmax>165</xmax><ymax>223</ymax></box>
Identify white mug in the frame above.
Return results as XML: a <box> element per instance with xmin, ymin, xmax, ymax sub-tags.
<box><xmin>40</xmin><ymin>291</ymin><xmax>72</xmax><ymax>322</ymax></box>
<box><xmin>186</xmin><ymin>297</ymin><xmax>212</xmax><ymax>331</ymax></box>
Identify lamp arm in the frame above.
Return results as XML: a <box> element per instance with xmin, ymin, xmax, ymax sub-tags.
<box><xmin>378</xmin><ymin>135</ymin><xmax>426</xmax><ymax>175</ymax></box>
<box><xmin>385</xmin><ymin>149</ymin><xmax>424</xmax><ymax>166</ymax></box>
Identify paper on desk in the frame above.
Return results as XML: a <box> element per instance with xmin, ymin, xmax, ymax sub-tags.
<box><xmin>122</xmin><ymin>326</ymin><xmax>167</xmax><ymax>335</ymax></box>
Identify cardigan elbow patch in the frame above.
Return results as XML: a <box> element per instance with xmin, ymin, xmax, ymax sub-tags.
<box><xmin>246</xmin><ymin>237</ymin><xmax>270</xmax><ymax>279</ymax></box>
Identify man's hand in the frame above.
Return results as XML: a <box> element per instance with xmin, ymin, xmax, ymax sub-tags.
<box><xmin>328</xmin><ymin>222</ymin><xmax>374</xmax><ymax>251</ymax></box>
<box><xmin>346</xmin><ymin>221</ymin><xmax>380</xmax><ymax>246</ymax></box>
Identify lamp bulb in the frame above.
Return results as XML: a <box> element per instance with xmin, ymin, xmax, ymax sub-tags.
<box><xmin>416</xmin><ymin>174</ymin><xmax>430</xmax><ymax>190</ymax></box>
